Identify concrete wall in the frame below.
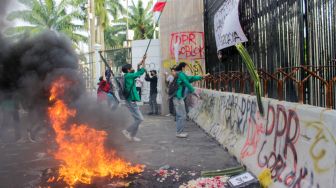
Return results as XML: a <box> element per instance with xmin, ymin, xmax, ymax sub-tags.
<box><xmin>159</xmin><ymin>0</ymin><xmax>205</xmax><ymax>114</ymax></box>
<box><xmin>131</xmin><ymin>39</ymin><xmax>162</xmax><ymax>103</ymax></box>
<box><xmin>189</xmin><ymin>89</ymin><xmax>336</xmax><ymax>188</ymax></box>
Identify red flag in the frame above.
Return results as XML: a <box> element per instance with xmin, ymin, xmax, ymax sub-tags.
<box><xmin>153</xmin><ymin>2</ymin><xmax>166</xmax><ymax>12</ymax></box>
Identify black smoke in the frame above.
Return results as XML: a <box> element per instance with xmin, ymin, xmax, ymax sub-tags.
<box><xmin>0</xmin><ymin>0</ymin><xmax>10</xmax><ymax>29</ymax></box>
<box><xmin>0</xmin><ymin>33</ymin><xmax>126</xmax><ymax>143</ymax></box>
<box><xmin>1</xmin><ymin>31</ymin><xmax>129</xmax><ymax>143</ymax></box>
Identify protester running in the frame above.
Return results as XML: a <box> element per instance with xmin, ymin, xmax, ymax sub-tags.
<box><xmin>122</xmin><ymin>55</ymin><xmax>147</xmax><ymax>142</ymax></box>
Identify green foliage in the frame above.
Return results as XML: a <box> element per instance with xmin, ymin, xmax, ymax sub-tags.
<box><xmin>104</xmin><ymin>23</ymin><xmax>126</xmax><ymax>49</ymax></box>
<box><xmin>126</xmin><ymin>0</ymin><xmax>154</xmax><ymax>40</ymax></box>
<box><xmin>68</xmin><ymin>0</ymin><xmax>125</xmax><ymax>48</ymax></box>
<box><xmin>7</xmin><ymin>0</ymin><xmax>155</xmax><ymax>49</ymax></box>
<box><xmin>5</xmin><ymin>0</ymin><xmax>87</xmax><ymax>47</ymax></box>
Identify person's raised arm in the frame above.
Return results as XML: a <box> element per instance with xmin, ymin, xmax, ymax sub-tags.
<box><xmin>145</xmin><ymin>71</ymin><xmax>151</xmax><ymax>81</ymax></box>
<box><xmin>128</xmin><ymin>54</ymin><xmax>147</xmax><ymax>78</ymax></box>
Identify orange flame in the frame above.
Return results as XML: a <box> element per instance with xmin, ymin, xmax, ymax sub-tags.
<box><xmin>47</xmin><ymin>177</ymin><xmax>55</xmax><ymax>183</ymax></box>
<box><xmin>48</xmin><ymin>77</ymin><xmax>144</xmax><ymax>186</ymax></box>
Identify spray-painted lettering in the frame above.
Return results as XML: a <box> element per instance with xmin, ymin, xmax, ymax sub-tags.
<box><xmin>240</xmin><ymin>112</ymin><xmax>265</xmax><ymax>159</ymax></box>
<box><xmin>258</xmin><ymin>104</ymin><xmax>301</xmax><ymax>186</ymax></box>
<box><xmin>306</xmin><ymin>121</ymin><xmax>336</xmax><ymax>173</ymax></box>
<box><xmin>170</xmin><ymin>32</ymin><xmax>205</xmax><ymax>59</ymax></box>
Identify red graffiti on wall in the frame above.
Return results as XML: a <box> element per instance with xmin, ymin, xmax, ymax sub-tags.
<box><xmin>170</xmin><ymin>32</ymin><xmax>205</xmax><ymax>59</ymax></box>
<box><xmin>258</xmin><ymin>104</ymin><xmax>302</xmax><ymax>187</ymax></box>
<box><xmin>240</xmin><ymin>112</ymin><xmax>265</xmax><ymax>159</ymax></box>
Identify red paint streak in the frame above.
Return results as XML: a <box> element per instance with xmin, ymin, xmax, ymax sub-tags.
<box><xmin>240</xmin><ymin>112</ymin><xmax>265</xmax><ymax>159</ymax></box>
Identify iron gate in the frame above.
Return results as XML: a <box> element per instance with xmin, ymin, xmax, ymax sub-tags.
<box><xmin>204</xmin><ymin>0</ymin><xmax>336</xmax><ymax>109</ymax></box>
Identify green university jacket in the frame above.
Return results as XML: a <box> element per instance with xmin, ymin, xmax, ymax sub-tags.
<box><xmin>124</xmin><ymin>68</ymin><xmax>146</xmax><ymax>101</ymax></box>
<box><xmin>175</xmin><ymin>72</ymin><xmax>202</xmax><ymax>99</ymax></box>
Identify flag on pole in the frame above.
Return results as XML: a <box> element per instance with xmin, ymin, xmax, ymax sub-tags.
<box><xmin>145</xmin><ymin>1</ymin><xmax>167</xmax><ymax>54</ymax></box>
<box><xmin>153</xmin><ymin>2</ymin><xmax>166</xmax><ymax>12</ymax></box>
<box><xmin>153</xmin><ymin>2</ymin><xmax>166</xmax><ymax>24</ymax></box>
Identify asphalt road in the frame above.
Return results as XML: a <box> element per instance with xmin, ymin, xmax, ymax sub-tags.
<box><xmin>0</xmin><ymin>105</ymin><xmax>238</xmax><ymax>188</ymax></box>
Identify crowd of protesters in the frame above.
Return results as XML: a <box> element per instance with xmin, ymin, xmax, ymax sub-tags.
<box><xmin>0</xmin><ymin>58</ymin><xmax>207</xmax><ymax>144</ymax></box>
<box><xmin>96</xmin><ymin>55</ymin><xmax>209</xmax><ymax>141</ymax></box>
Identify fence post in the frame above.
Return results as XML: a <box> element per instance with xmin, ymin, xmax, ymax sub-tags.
<box><xmin>263</xmin><ymin>80</ymin><xmax>268</xmax><ymax>98</ymax></box>
<box><xmin>298</xmin><ymin>82</ymin><xmax>304</xmax><ymax>104</ymax></box>
<box><xmin>327</xmin><ymin>80</ymin><xmax>333</xmax><ymax>109</ymax></box>
<box><xmin>278</xmin><ymin>80</ymin><xmax>283</xmax><ymax>101</ymax></box>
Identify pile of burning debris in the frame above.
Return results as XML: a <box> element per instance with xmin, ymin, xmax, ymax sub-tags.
<box><xmin>36</xmin><ymin>77</ymin><xmax>144</xmax><ymax>188</ymax></box>
<box><xmin>38</xmin><ymin>166</ymin><xmax>199</xmax><ymax>188</ymax></box>
<box><xmin>38</xmin><ymin>165</ymin><xmax>262</xmax><ymax>188</ymax></box>
<box><xmin>39</xmin><ymin>167</ymin><xmax>138</xmax><ymax>188</ymax></box>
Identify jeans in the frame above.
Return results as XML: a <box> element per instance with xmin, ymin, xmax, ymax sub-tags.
<box><xmin>173</xmin><ymin>98</ymin><xmax>186</xmax><ymax>134</ymax></box>
<box><xmin>125</xmin><ymin>101</ymin><xmax>144</xmax><ymax>137</ymax></box>
<box><xmin>136</xmin><ymin>87</ymin><xmax>142</xmax><ymax>100</ymax></box>
<box><xmin>149</xmin><ymin>92</ymin><xmax>158</xmax><ymax>113</ymax></box>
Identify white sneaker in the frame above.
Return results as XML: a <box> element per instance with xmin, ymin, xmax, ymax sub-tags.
<box><xmin>122</xmin><ymin>130</ymin><xmax>132</xmax><ymax>141</ymax></box>
<box><xmin>132</xmin><ymin>137</ymin><xmax>142</xmax><ymax>142</ymax></box>
<box><xmin>165</xmin><ymin>114</ymin><xmax>172</xmax><ymax>117</ymax></box>
<box><xmin>176</xmin><ymin>132</ymin><xmax>188</xmax><ymax>138</ymax></box>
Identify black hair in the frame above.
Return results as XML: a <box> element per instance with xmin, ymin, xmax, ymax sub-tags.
<box><xmin>99</xmin><ymin>76</ymin><xmax>103</xmax><ymax>81</ymax></box>
<box><xmin>122</xmin><ymin>64</ymin><xmax>132</xmax><ymax>73</ymax></box>
<box><xmin>151</xmin><ymin>70</ymin><xmax>157</xmax><ymax>74</ymax></box>
<box><xmin>170</xmin><ymin>66</ymin><xmax>176</xmax><ymax>71</ymax></box>
<box><xmin>175</xmin><ymin>62</ymin><xmax>187</xmax><ymax>71</ymax></box>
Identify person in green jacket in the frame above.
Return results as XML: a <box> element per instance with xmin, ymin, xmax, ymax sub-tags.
<box><xmin>173</xmin><ymin>62</ymin><xmax>209</xmax><ymax>138</ymax></box>
<box><xmin>121</xmin><ymin>55</ymin><xmax>147</xmax><ymax>142</ymax></box>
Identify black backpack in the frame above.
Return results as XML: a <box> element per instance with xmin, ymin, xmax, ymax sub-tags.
<box><xmin>115</xmin><ymin>75</ymin><xmax>131</xmax><ymax>100</ymax></box>
<box><xmin>168</xmin><ymin>77</ymin><xmax>179</xmax><ymax>99</ymax></box>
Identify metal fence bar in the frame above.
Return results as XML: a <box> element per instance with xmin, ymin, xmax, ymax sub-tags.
<box><xmin>203</xmin><ymin>0</ymin><xmax>336</xmax><ymax>109</ymax></box>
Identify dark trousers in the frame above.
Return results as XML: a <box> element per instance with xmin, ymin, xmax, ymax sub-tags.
<box><xmin>184</xmin><ymin>96</ymin><xmax>190</xmax><ymax>114</ymax></box>
<box><xmin>149</xmin><ymin>92</ymin><xmax>158</xmax><ymax>114</ymax></box>
<box><xmin>169</xmin><ymin>97</ymin><xmax>175</xmax><ymax>115</ymax></box>
<box><xmin>136</xmin><ymin>87</ymin><xmax>142</xmax><ymax>100</ymax></box>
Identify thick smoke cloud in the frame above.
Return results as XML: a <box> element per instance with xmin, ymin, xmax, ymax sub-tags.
<box><xmin>0</xmin><ymin>0</ymin><xmax>128</xmax><ymax>145</ymax></box>
<box><xmin>0</xmin><ymin>0</ymin><xmax>11</xmax><ymax>29</ymax></box>
<box><xmin>0</xmin><ymin>32</ymin><xmax>126</xmax><ymax>144</ymax></box>
<box><xmin>0</xmin><ymin>31</ymin><xmax>126</xmax><ymax>142</ymax></box>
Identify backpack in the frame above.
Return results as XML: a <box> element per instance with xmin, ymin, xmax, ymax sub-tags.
<box><xmin>115</xmin><ymin>75</ymin><xmax>134</xmax><ymax>101</ymax></box>
<box><xmin>168</xmin><ymin>77</ymin><xmax>179</xmax><ymax>99</ymax></box>
<box><xmin>115</xmin><ymin>75</ymin><xmax>127</xmax><ymax>100</ymax></box>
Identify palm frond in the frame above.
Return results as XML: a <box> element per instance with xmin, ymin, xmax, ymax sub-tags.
<box><xmin>235</xmin><ymin>43</ymin><xmax>264</xmax><ymax>116</ymax></box>
<box><xmin>6</xmin><ymin>0</ymin><xmax>87</xmax><ymax>45</ymax></box>
<box><xmin>18</xmin><ymin>0</ymin><xmax>34</xmax><ymax>8</ymax></box>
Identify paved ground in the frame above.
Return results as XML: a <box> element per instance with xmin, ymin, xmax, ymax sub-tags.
<box><xmin>0</xmin><ymin>105</ymin><xmax>239</xmax><ymax>188</ymax></box>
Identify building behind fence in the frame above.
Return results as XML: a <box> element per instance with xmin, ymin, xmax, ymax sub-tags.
<box><xmin>203</xmin><ymin>0</ymin><xmax>336</xmax><ymax>109</ymax></box>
